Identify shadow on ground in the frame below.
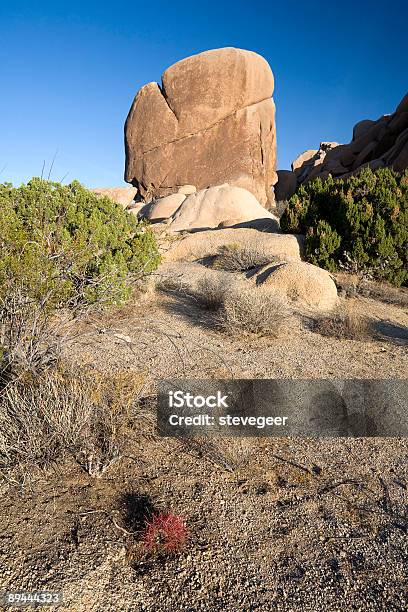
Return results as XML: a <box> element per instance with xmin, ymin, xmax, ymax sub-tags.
<box><xmin>118</xmin><ymin>491</ymin><xmax>156</xmax><ymax>533</ymax></box>
<box><xmin>160</xmin><ymin>292</ymin><xmax>220</xmax><ymax>332</ymax></box>
<box><xmin>373</xmin><ymin>320</ymin><xmax>408</xmax><ymax>346</ymax></box>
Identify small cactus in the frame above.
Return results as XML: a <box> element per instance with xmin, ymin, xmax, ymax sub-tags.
<box><xmin>141</xmin><ymin>512</ymin><xmax>188</xmax><ymax>554</ymax></box>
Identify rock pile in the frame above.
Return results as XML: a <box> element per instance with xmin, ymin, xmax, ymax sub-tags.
<box><xmin>121</xmin><ymin>46</ymin><xmax>340</xmax><ymax>313</ymax></box>
<box><xmin>275</xmin><ymin>91</ymin><xmax>408</xmax><ymax>201</ymax></box>
<box><xmin>139</xmin><ymin>184</ymin><xmax>279</xmax><ymax>233</ymax></box>
<box><xmin>125</xmin><ymin>48</ymin><xmax>277</xmax><ymax>207</ymax></box>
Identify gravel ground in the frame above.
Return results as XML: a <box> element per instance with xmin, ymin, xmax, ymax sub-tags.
<box><xmin>1</xmin><ymin>266</ymin><xmax>407</xmax><ymax>611</ymax></box>
<box><xmin>1</xmin><ymin>434</ymin><xmax>407</xmax><ymax>611</ymax></box>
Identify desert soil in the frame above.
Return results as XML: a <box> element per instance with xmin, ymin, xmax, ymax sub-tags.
<box><xmin>0</xmin><ymin>264</ymin><xmax>407</xmax><ymax>611</ymax></box>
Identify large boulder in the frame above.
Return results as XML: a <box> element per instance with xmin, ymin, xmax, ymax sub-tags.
<box><xmin>165</xmin><ymin>227</ymin><xmax>304</xmax><ymax>263</ymax></box>
<box><xmin>164</xmin><ymin>184</ymin><xmax>279</xmax><ymax>233</ymax></box>
<box><xmin>125</xmin><ymin>48</ymin><xmax>277</xmax><ymax>206</ymax></box>
<box><xmin>255</xmin><ymin>261</ymin><xmax>338</xmax><ymax>312</ymax></box>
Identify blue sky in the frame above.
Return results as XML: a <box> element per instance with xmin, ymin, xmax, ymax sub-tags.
<box><xmin>1</xmin><ymin>1</ymin><xmax>407</xmax><ymax>187</ymax></box>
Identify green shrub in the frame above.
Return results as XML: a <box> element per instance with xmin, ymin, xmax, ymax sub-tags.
<box><xmin>0</xmin><ymin>178</ymin><xmax>160</xmax><ymax>377</ymax></box>
<box><xmin>280</xmin><ymin>168</ymin><xmax>408</xmax><ymax>286</ymax></box>
<box><xmin>0</xmin><ymin>178</ymin><xmax>160</xmax><ymax>306</ymax></box>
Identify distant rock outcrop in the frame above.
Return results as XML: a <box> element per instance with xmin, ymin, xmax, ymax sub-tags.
<box><xmin>91</xmin><ymin>187</ymin><xmax>137</xmax><ymax>208</ymax></box>
<box><xmin>274</xmin><ymin>91</ymin><xmax>408</xmax><ymax>200</ymax></box>
<box><xmin>124</xmin><ymin>48</ymin><xmax>277</xmax><ymax>207</ymax></box>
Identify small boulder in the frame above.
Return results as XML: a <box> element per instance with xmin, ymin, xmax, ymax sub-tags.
<box><xmin>255</xmin><ymin>261</ymin><xmax>338</xmax><ymax>312</ymax></box>
<box><xmin>139</xmin><ymin>193</ymin><xmax>186</xmax><ymax>222</ymax></box>
<box><xmin>91</xmin><ymin>187</ymin><xmax>137</xmax><ymax>208</ymax></box>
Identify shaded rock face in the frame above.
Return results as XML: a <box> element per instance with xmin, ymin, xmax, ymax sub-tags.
<box><xmin>274</xmin><ymin>169</ymin><xmax>298</xmax><ymax>202</ymax></box>
<box><xmin>274</xmin><ymin>91</ymin><xmax>408</xmax><ymax>198</ymax></box>
<box><xmin>125</xmin><ymin>48</ymin><xmax>277</xmax><ymax>207</ymax></box>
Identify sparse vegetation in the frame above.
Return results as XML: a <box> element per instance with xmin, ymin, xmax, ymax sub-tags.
<box><xmin>221</xmin><ymin>284</ymin><xmax>288</xmax><ymax>337</ymax></box>
<box><xmin>212</xmin><ymin>242</ymin><xmax>277</xmax><ymax>272</ymax></box>
<box><xmin>281</xmin><ymin>167</ymin><xmax>408</xmax><ymax>287</ymax></box>
<box><xmin>334</xmin><ymin>272</ymin><xmax>408</xmax><ymax>308</ymax></box>
<box><xmin>194</xmin><ymin>274</ymin><xmax>231</xmax><ymax>310</ymax></box>
<box><xmin>313</xmin><ymin>300</ymin><xmax>373</xmax><ymax>341</ymax></box>
<box><xmin>172</xmin><ymin>273</ymin><xmax>290</xmax><ymax>338</ymax></box>
<box><xmin>0</xmin><ymin>364</ymin><xmax>145</xmax><ymax>484</ymax></box>
<box><xmin>0</xmin><ymin>177</ymin><xmax>161</xmax><ymax>483</ymax></box>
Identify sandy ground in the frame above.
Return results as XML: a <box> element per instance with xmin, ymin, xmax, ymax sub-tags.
<box><xmin>71</xmin><ymin>267</ymin><xmax>408</xmax><ymax>380</ymax></box>
<box><xmin>0</xmin><ymin>263</ymin><xmax>407</xmax><ymax>611</ymax></box>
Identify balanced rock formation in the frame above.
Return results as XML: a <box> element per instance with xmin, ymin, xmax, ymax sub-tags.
<box><xmin>274</xmin><ymin>91</ymin><xmax>408</xmax><ymax>199</ymax></box>
<box><xmin>125</xmin><ymin>48</ymin><xmax>277</xmax><ymax>207</ymax></box>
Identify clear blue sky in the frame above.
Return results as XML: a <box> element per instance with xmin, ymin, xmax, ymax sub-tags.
<box><xmin>1</xmin><ymin>1</ymin><xmax>407</xmax><ymax>188</ymax></box>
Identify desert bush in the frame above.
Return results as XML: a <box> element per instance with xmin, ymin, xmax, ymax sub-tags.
<box><xmin>0</xmin><ymin>365</ymin><xmax>145</xmax><ymax>483</ymax></box>
<box><xmin>280</xmin><ymin>167</ymin><xmax>408</xmax><ymax>286</ymax></box>
<box><xmin>0</xmin><ymin>178</ymin><xmax>160</xmax><ymax>377</ymax></box>
<box><xmin>141</xmin><ymin>512</ymin><xmax>188</xmax><ymax>554</ymax></box>
<box><xmin>212</xmin><ymin>242</ymin><xmax>277</xmax><ymax>272</ymax></box>
<box><xmin>194</xmin><ymin>274</ymin><xmax>231</xmax><ymax>310</ymax></box>
<box><xmin>0</xmin><ymin>178</ymin><xmax>160</xmax><ymax>305</ymax></box>
<box><xmin>221</xmin><ymin>284</ymin><xmax>288</xmax><ymax>337</ymax></box>
<box><xmin>313</xmin><ymin>300</ymin><xmax>373</xmax><ymax>341</ymax></box>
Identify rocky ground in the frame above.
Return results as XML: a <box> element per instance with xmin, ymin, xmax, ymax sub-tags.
<box><xmin>1</xmin><ymin>256</ymin><xmax>407</xmax><ymax>611</ymax></box>
<box><xmin>1</xmin><ymin>431</ymin><xmax>407</xmax><ymax>611</ymax></box>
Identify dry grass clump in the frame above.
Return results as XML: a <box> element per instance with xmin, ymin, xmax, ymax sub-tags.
<box><xmin>313</xmin><ymin>300</ymin><xmax>374</xmax><ymax>341</ymax></box>
<box><xmin>212</xmin><ymin>242</ymin><xmax>278</xmax><ymax>272</ymax></box>
<box><xmin>0</xmin><ymin>365</ymin><xmax>145</xmax><ymax>484</ymax></box>
<box><xmin>155</xmin><ymin>274</ymin><xmax>192</xmax><ymax>296</ymax></box>
<box><xmin>334</xmin><ymin>273</ymin><xmax>408</xmax><ymax>308</ymax></box>
<box><xmin>220</xmin><ymin>284</ymin><xmax>288</xmax><ymax>338</ymax></box>
<box><xmin>194</xmin><ymin>274</ymin><xmax>231</xmax><ymax>310</ymax></box>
